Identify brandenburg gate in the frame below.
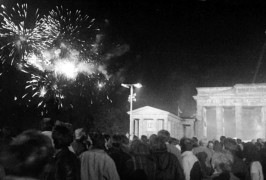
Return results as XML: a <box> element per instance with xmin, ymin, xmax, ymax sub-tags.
<box><xmin>193</xmin><ymin>84</ymin><xmax>266</xmax><ymax>141</ymax></box>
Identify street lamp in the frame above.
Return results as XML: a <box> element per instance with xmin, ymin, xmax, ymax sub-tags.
<box><xmin>121</xmin><ymin>83</ymin><xmax>142</xmax><ymax>139</ymax></box>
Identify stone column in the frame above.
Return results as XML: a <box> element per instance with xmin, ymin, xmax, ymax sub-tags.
<box><xmin>235</xmin><ymin>106</ymin><xmax>242</xmax><ymax>139</ymax></box>
<box><xmin>164</xmin><ymin>117</ymin><xmax>168</xmax><ymax>131</ymax></box>
<box><xmin>191</xmin><ymin>120</ymin><xmax>195</xmax><ymax>137</ymax></box>
<box><xmin>261</xmin><ymin>106</ymin><xmax>266</xmax><ymax>138</ymax></box>
<box><xmin>139</xmin><ymin>118</ymin><xmax>143</xmax><ymax>136</ymax></box>
<box><xmin>216</xmin><ymin>106</ymin><xmax>224</xmax><ymax>139</ymax></box>
<box><xmin>202</xmin><ymin>107</ymin><xmax>207</xmax><ymax>138</ymax></box>
<box><xmin>196</xmin><ymin>105</ymin><xmax>203</xmax><ymax>139</ymax></box>
<box><xmin>134</xmin><ymin>119</ymin><xmax>138</xmax><ymax>137</ymax></box>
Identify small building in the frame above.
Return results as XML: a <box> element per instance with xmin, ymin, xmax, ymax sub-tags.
<box><xmin>129</xmin><ymin>106</ymin><xmax>185</xmax><ymax>139</ymax></box>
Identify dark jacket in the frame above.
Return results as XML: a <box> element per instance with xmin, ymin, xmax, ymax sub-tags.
<box><xmin>54</xmin><ymin>148</ymin><xmax>80</xmax><ymax>180</ymax></box>
<box><xmin>231</xmin><ymin>154</ymin><xmax>248</xmax><ymax>180</ymax></box>
<box><xmin>153</xmin><ymin>151</ymin><xmax>185</xmax><ymax>180</ymax></box>
<box><xmin>108</xmin><ymin>146</ymin><xmax>132</xmax><ymax>180</ymax></box>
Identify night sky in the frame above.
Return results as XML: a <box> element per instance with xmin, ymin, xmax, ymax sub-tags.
<box><xmin>92</xmin><ymin>0</ymin><xmax>266</xmax><ymax>116</ymax></box>
<box><xmin>2</xmin><ymin>0</ymin><xmax>266</xmax><ymax>125</ymax></box>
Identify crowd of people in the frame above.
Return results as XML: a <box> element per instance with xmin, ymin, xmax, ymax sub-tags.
<box><xmin>0</xmin><ymin>118</ymin><xmax>266</xmax><ymax>180</ymax></box>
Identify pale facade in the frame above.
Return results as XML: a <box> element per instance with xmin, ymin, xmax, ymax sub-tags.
<box><xmin>193</xmin><ymin>84</ymin><xmax>266</xmax><ymax>141</ymax></box>
<box><xmin>129</xmin><ymin>106</ymin><xmax>184</xmax><ymax>139</ymax></box>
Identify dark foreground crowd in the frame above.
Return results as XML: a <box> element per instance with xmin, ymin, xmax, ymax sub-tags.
<box><xmin>0</xmin><ymin>119</ymin><xmax>266</xmax><ymax>180</ymax></box>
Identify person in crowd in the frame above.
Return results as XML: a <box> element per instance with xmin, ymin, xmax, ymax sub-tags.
<box><xmin>40</xmin><ymin>117</ymin><xmax>55</xmax><ymax>139</ymax></box>
<box><xmin>236</xmin><ymin>139</ymin><xmax>244</xmax><ymax>152</ymax></box>
<box><xmin>157</xmin><ymin>130</ymin><xmax>182</xmax><ymax>164</ymax></box>
<box><xmin>251</xmin><ymin>139</ymin><xmax>256</xmax><ymax>145</ymax></box>
<box><xmin>192</xmin><ymin>137</ymin><xmax>199</xmax><ymax>148</ymax></box>
<box><xmin>149</xmin><ymin>134</ymin><xmax>157</xmax><ymax>144</ymax></box>
<box><xmin>234</xmin><ymin>140</ymin><xmax>244</xmax><ymax>160</ymax></box>
<box><xmin>52</xmin><ymin>124</ymin><xmax>80</xmax><ymax>180</ymax></box>
<box><xmin>224</xmin><ymin>138</ymin><xmax>248</xmax><ymax>180</ymax></box>
<box><xmin>70</xmin><ymin>128</ymin><xmax>88</xmax><ymax>157</ymax></box>
<box><xmin>192</xmin><ymin>138</ymin><xmax>214</xmax><ymax>178</ymax></box>
<box><xmin>108</xmin><ymin>134</ymin><xmax>131</xmax><ymax>180</ymax></box>
<box><xmin>255</xmin><ymin>141</ymin><xmax>263</xmax><ymax>152</ymax></box>
<box><xmin>180</xmin><ymin>137</ymin><xmax>202</xmax><ymax>180</ymax></box>
<box><xmin>133</xmin><ymin>135</ymin><xmax>139</xmax><ymax>141</ymax></box>
<box><xmin>103</xmin><ymin>133</ymin><xmax>111</xmax><ymax>150</ymax></box>
<box><xmin>207</xmin><ymin>140</ymin><xmax>215</xmax><ymax>151</ymax></box>
<box><xmin>80</xmin><ymin>133</ymin><xmax>120</xmax><ymax>180</ymax></box>
<box><xmin>169</xmin><ymin>137</ymin><xmax>181</xmax><ymax>151</ymax></box>
<box><xmin>0</xmin><ymin>130</ymin><xmax>54</xmax><ymax>180</ymax></box>
<box><xmin>220</xmin><ymin>136</ymin><xmax>226</xmax><ymax>149</ymax></box>
<box><xmin>126</xmin><ymin>139</ymin><xmax>157</xmax><ymax>180</ymax></box>
<box><xmin>150</xmin><ymin>136</ymin><xmax>184</xmax><ymax>180</ymax></box>
<box><xmin>211</xmin><ymin>151</ymin><xmax>239</xmax><ymax>180</ymax></box>
<box><xmin>86</xmin><ymin>133</ymin><xmax>93</xmax><ymax>150</ymax></box>
<box><xmin>141</xmin><ymin>135</ymin><xmax>149</xmax><ymax>145</ymax></box>
<box><xmin>213</xmin><ymin>140</ymin><xmax>223</xmax><ymax>152</ymax></box>
<box><xmin>259</xmin><ymin>141</ymin><xmax>266</xmax><ymax>180</ymax></box>
<box><xmin>120</xmin><ymin>134</ymin><xmax>130</xmax><ymax>154</ymax></box>
<box><xmin>0</xmin><ymin>127</ymin><xmax>14</xmax><ymax>147</ymax></box>
<box><xmin>243</xmin><ymin>142</ymin><xmax>264</xmax><ymax>180</ymax></box>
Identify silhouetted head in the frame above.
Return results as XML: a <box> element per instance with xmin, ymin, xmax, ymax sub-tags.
<box><xmin>220</xmin><ymin>136</ymin><xmax>226</xmax><ymax>143</ymax></box>
<box><xmin>0</xmin><ymin>130</ymin><xmax>54</xmax><ymax>178</ymax></box>
<box><xmin>157</xmin><ymin>130</ymin><xmax>170</xmax><ymax>142</ymax></box>
<box><xmin>90</xmin><ymin>133</ymin><xmax>106</xmax><ymax>150</ymax></box>
<box><xmin>180</xmin><ymin>137</ymin><xmax>194</xmax><ymax>152</ymax></box>
<box><xmin>141</xmin><ymin>135</ymin><xmax>148</xmax><ymax>143</ymax></box>
<box><xmin>52</xmin><ymin>124</ymin><xmax>73</xmax><ymax>149</ymax></box>
<box><xmin>130</xmin><ymin>139</ymin><xmax>150</xmax><ymax>155</ymax></box>
<box><xmin>150</xmin><ymin>136</ymin><xmax>167</xmax><ymax>153</ymax></box>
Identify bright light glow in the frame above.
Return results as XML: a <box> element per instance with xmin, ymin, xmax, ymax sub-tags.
<box><xmin>39</xmin><ymin>86</ymin><xmax>47</xmax><ymax>97</ymax></box>
<box><xmin>55</xmin><ymin>61</ymin><xmax>77</xmax><ymax>79</ymax></box>
<box><xmin>98</xmin><ymin>82</ymin><xmax>104</xmax><ymax>88</ymax></box>
<box><xmin>121</xmin><ymin>83</ymin><xmax>129</xmax><ymax>88</ymax></box>
<box><xmin>134</xmin><ymin>83</ymin><xmax>142</xmax><ymax>88</ymax></box>
<box><xmin>121</xmin><ymin>83</ymin><xmax>142</xmax><ymax>89</ymax></box>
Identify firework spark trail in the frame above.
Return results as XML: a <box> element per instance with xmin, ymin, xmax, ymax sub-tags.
<box><xmin>0</xmin><ymin>3</ymin><xmax>60</xmax><ymax>65</ymax></box>
<box><xmin>24</xmin><ymin>73</ymin><xmax>65</xmax><ymax>109</ymax></box>
<box><xmin>46</xmin><ymin>6</ymin><xmax>97</xmax><ymax>56</ymax></box>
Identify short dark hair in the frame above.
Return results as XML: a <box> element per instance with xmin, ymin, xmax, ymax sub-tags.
<box><xmin>52</xmin><ymin>124</ymin><xmax>73</xmax><ymax>149</ymax></box>
<box><xmin>169</xmin><ymin>137</ymin><xmax>179</xmax><ymax>145</ymax></box>
<box><xmin>121</xmin><ymin>134</ymin><xmax>129</xmax><ymax>145</ymax></box>
<box><xmin>112</xmin><ymin>134</ymin><xmax>122</xmax><ymax>144</ymax></box>
<box><xmin>141</xmin><ymin>135</ymin><xmax>148</xmax><ymax>141</ymax></box>
<box><xmin>180</xmin><ymin>137</ymin><xmax>194</xmax><ymax>152</ymax></box>
<box><xmin>130</xmin><ymin>139</ymin><xmax>150</xmax><ymax>155</ymax></box>
<box><xmin>90</xmin><ymin>133</ymin><xmax>106</xmax><ymax>149</ymax></box>
<box><xmin>0</xmin><ymin>130</ymin><xmax>54</xmax><ymax>178</ymax></box>
<box><xmin>243</xmin><ymin>142</ymin><xmax>261</xmax><ymax>163</ymax></box>
<box><xmin>220</xmin><ymin>136</ymin><xmax>226</xmax><ymax>142</ymax></box>
<box><xmin>40</xmin><ymin>117</ymin><xmax>55</xmax><ymax>131</ymax></box>
<box><xmin>224</xmin><ymin>138</ymin><xmax>238</xmax><ymax>153</ymax></box>
<box><xmin>157</xmin><ymin>130</ymin><xmax>170</xmax><ymax>142</ymax></box>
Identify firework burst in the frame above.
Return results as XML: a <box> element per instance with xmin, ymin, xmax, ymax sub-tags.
<box><xmin>0</xmin><ymin>3</ymin><xmax>111</xmax><ymax>115</ymax></box>
<box><xmin>22</xmin><ymin>43</ymin><xmax>108</xmax><ymax>113</ymax></box>
<box><xmin>0</xmin><ymin>3</ymin><xmax>59</xmax><ymax>65</ymax></box>
<box><xmin>46</xmin><ymin>6</ymin><xmax>98</xmax><ymax>57</ymax></box>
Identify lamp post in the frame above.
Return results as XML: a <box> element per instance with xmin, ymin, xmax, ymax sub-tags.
<box><xmin>121</xmin><ymin>83</ymin><xmax>142</xmax><ymax>139</ymax></box>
